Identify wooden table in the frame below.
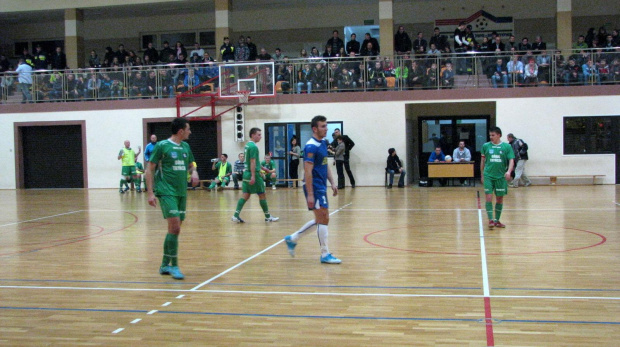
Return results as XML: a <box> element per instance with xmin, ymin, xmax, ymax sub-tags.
<box><xmin>428</xmin><ymin>162</ymin><xmax>475</xmax><ymax>186</ymax></box>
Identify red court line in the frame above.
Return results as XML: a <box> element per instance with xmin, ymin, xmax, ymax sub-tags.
<box><xmin>484</xmin><ymin>297</ymin><xmax>495</xmax><ymax>346</ymax></box>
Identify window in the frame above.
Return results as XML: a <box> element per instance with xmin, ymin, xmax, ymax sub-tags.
<box><xmin>563</xmin><ymin>116</ymin><xmax>617</xmax><ymax>154</ymax></box>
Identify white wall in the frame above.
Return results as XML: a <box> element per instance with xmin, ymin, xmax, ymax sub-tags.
<box><xmin>0</xmin><ymin>94</ymin><xmax>617</xmax><ymax>189</ymax></box>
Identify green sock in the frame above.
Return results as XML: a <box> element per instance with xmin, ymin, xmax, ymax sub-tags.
<box><xmin>495</xmin><ymin>203</ymin><xmax>503</xmax><ymax>221</ymax></box>
<box><xmin>120</xmin><ymin>179</ymin><xmax>126</xmax><ymax>189</ymax></box>
<box><xmin>161</xmin><ymin>236</ymin><xmax>170</xmax><ymax>267</ymax></box>
<box><xmin>259</xmin><ymin>199</ymin><xmax>271</xmax><ymax>218</ymax></box>
<box><xmin>485</xmin><ymin>201</ymin><xmax>493</xmax><ymax>220</ymax></box>
<box><xmin>209</xmin><ymin>181</ymin><xmax>217</xmax><ymax>189</ymax></box>
<box><xmin>135</xmin><ymin>178</ymin><xmax>141</xmax><ymax>190</ymax></box>
<box><xmin>165</xmin><ymin>233</ymin><xmax>179</xmax><ymax>267</ymax></box>
<box><xmin>234</xmin><ymin>198</ymin><xmax>247</xmax><ymax>218</ymax></box>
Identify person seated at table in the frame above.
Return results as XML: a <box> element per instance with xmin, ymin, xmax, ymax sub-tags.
<box><xmin>428</xmin><ymin>146</ymin><xmax>447</xmax><ymax>186</ymax></box>
<box><xmin>386</xmin><ymin>148</ymin><xmax>406</xmax><ymax>188</ymax></box>
<box><xmin>452</xmin><ymin>140</ymin><xmax>472</xmax><ymax>185</ymax></box>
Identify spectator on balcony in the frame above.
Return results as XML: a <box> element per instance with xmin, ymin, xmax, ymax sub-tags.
<box><xmin>394</xmin><ymin>60</ymin><xmax>410</xmax><ymax>89</ymax></box>
<box><xmin>220</xmin><ymin>37</ymin><xmax>235</xmax><ymax>62</ymax></box>
<box><xmin>87</xmin><ymin>73</ymin><xmax>101</xmax><ymax>98</ymax></box>
<box><xmin>610</xmin><ymin>58</ymin><xmax>620</xmax><ymax>82</ymax></box>
<box><xmin>145</xmin><ymin>70</ymin><xmax>157</xmax><ymax>97</ymax></box>
<box><xmin>463</xmin><ymin>25</ymin><xmax>477</xmax><ymax>51</ymax></box>
<box><xmin>158</xmin><ymin>68</ymin><xmax>175</xmax><ymax>97</ymax></box>
<box><xmin>346</xmin><ymin>33</ymin><xmax>360</xmax><ymax>55</ymax></box>
<box><xmin>144</xmin><ymin>42</ymin><xmax>159</xmax><ymax>63</ymax></box>
<box><xmin>313</xmin><ymin>63</ymin><xmax>327</xmax><ymax>92</ymax></box>
<box><xmin>425</xmin><ymin>61</ymin><xmax>439</xmax><ymax>88</ymax></box>
<box><xmin>337</xmin><ymin>47</ymin><xmax>347</xmax><ymax>58</ymax></box>
<box><xmin>524</xmin><ymin>59</ymin><xmax>538</xmax><ymax>85</ymax></box>
<box><xmin>133</xmin><ymin>56</ymin><xmax>144</xmax><ymax>69</ymax></box>
<box><xmin>517</xmin><ymin>37</ymin><xmax>531</xmax><ymax>52</ymax></box>
<box><xmin>582</xmin><ymin>59</ymin><xmax>601</xmax><ymax>85</ymax></box>
<box><xmin>489</xmin><ymin>36</ymin><xmax>505</xmax><ymax>52</ymax></box>
<box><xmin>383</xmin><ymin>57</ymin><xmax>395</xmax><ymax>77</ymax></box>
<box><xmin>51</xmin><ymin>46</ymin><xmax>67</xmax><ymax>70</ymax></box>
<box><xmin>507</xmin><ymin>55</ymin><xmax>524</xmax><ymax>84</ymax></box>
<box><xmin>32</xmin><ymin>45</ymin><xmax>48</xmax><ymax>70</ymax></box>
<box><xmin>174</xmin><ymin>41</ymin><xmax>187</xmax><ymax>60</ymax></box>
<box><xmin>129</xmin><ymin>71</ymin><xmax>146</xmax><ymax>97</ymax></box>
<box><xmin>327</xmin><ymin>62</ymin><xmax>340</xmax><ymax>89</ymax></box>
<box><xmin>361</xmin><ymin>33</ymin><xmax>380</xmax><ymax>55</ymax></box>
<box><xmin>278</xmin><ymin>64</ymin><xmax>294</xmax><ymax>93</ymax></box>
<box><xmin>532</xmin><ymin>36</ymin><xmax>546</xmax><ymax>54</ymax></box>
<box><xmin>322</xmin><ymin>45</ymin><xmax>336</xmax><ymax>59</ymax></box>
<box><xmin>327</xmin><ymin>30</ymin><xmax>345</xmax><ymax>55</ymax></box>
<box><xmin>309</xmin><ymin>46</ymin><xmax>321</xmax><ymax>58</ymax></box>
<box><xmin>611</xmin><ymin>29</ymin><xmax>620</xmax><ymax>46</ymax></box>
<box><xmin>103</xmin><ymin>47</ymin><xmax>115</xmax><ymax>67</ymax></box>
<box><xmin>159</xmin><ymin>41</ymin><xmax>175</xmax><ymax>63</ymax></box>
<box><xmin>368</xmin><ymin>61</ymin><xmax>386</xmax><ymax>89</ymax></box>
<box><xmin>361</xmin><ymin>41</ymin><xmax>379</xmax><ymax>57</ymax></box>
<box><xmin>48</xmin><ymin>71</ymin><xmax>64</xmax><ymax>100</ymax></box>
<box><xmin>299</xmin><ymin>48</ymin><xmax>309</xmax><ymax>60</ymax></box>
<box><xmin>536</xmin><ymin>50</ymin><xmax>551</xmax><ymax>83</ymax></box>
<box><xmin>273</xmin><ymin>48</ymin><xmax>284</xmax><ymax>62</ymax></box>
<box><xmin>506</xmin><ymin>35</ymin><xmax>518</xmax><ymax>51</ymax></box>
<box><xmin>338</xmin><ymin>66</ymin><xmax>356</xmax><ymax>90</ymax></box>
<box><xmin>427</xmin><ymin>43</ymin><xmax>442</xmax><ymax>58</ymax></box>
<box><xmin>429</xmin><ymin>27</ymin><xmax>448</xmax><ymax>51</ymax></box>
<box><xmin>598</xmin><ymin>59</ymin><xmax>611</xmax><ymax>83</ymax></box>
<box><xmin>597</xmin><ymin>27</ymin><xmax>608</xmax><ymax>47</ymax></box>
<box><xmin>245</xmin><ymin>36</ymin><xmax>258</xmax><ymax>61</ymax></box>
<box><xmin>563</xmin><ymin>59</ymin><xmax>582</xmax><ymax>85</ymax></box>
<box><xmin>409</xmin><ymin>60</ymin><xmax>425</xmax><ymax>88</ymax></box>
<box><xmin>143</xmin><ymin>54</ymin><xmax>155</xmax><ymax>66</ymax></box>
<box><xmin>297</xmin><ymin>63</ymin><xmax>313</xmax><ymax>94</ymax></box>
<box><xmin>413</xmin><ymin>31</ymin><xmax>428</xmax><ymax>55</ymax></box>
<box><xmin>115</xmin><ymin>44</ymin><xmax>130</xmax><ymax>65</ymax></box>
<box><xmin>394</xmin><ymin>26</ymin><xmax>412</xmax><ymax>55</ymax></box>
<box><xmin>189</xmin><ymin>42</ymin><xmax>204</xmax><ymax>60</ymax></box>
<box><xmin>88</xmin><ymin>50</ymin><xmax>101</xmax><ymax>68</ymax></box>
<box><xmin>65</xmin><ymin>73</ymin><xmax>82</xmax><ymax>100</ymax></box>
<box><xmin>573</xmin><ymin>35</ymin><xmax>588</xmax><ymax>50</ymax></box>
<box><xmin>99</xmin><ymin>73</ymin><xmax>113</xmax><ymax>98</ymax></box>
<box><xmin>441</xmin><ymin>62</ymin><xmax>455</xmax><ymax>88</ymax></box>
<box><xmin>126</xmin><ymin>50</ymin><xmax>138</xmax><ymax>66</ymax></box>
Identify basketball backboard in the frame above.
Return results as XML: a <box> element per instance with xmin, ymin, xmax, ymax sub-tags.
<box><xmin>218</xmin><ymin>62</ymin><xmax>276</xmax><ymax>98</ymax></box>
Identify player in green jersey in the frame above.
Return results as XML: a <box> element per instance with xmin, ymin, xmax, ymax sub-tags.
<box><xmin>231</xmin><ymin>127</ymin><xmax>279</xmax><ymax>223</ymax></box>
<box><xmin>260</xmin><ymin>154</ymin><xmax>278</xmax><ymax>190</ymax></box>
<box><xmin>480</xmin><ymin>126</ymin><xmax>514</xmax><ymax>229</ymax></box>
<box><xmin>146</xmin><ymin>118</ymin><xmax>199</xmax><ymax>280</ymax></box>
<box><xmin>117</xmin><ymin>140</ymin><xmax>141</xmax><ymax>193</ymax></box>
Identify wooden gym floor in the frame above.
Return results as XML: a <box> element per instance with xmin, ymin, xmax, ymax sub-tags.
<box><xmin>1</xmin><ymin>185</ymin><xmax>618</xmax><ymax>346</ymax></box>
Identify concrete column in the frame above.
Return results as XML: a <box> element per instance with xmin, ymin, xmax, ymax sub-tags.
<box><xmin>215</xmin><ymin>0</ymin><xmax>232</xmax><ymax>61</ymax></box>
<box><xmin>379</xmin><ymin>0</ymin><xmax>394</xmax><ymax>55</ymax></box>
<box><xmin>556</xmin><ymin>0</ymin><xmax>572</xmax><ymax>52</ymax></box>
<box><xmin>65</xmin><ymin>8</ymin><xmax>84</xmax><ymax>69</ymax></box>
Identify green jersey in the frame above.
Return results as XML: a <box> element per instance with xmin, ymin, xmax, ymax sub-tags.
<box><xmin>481</xmin><ymin>141</ymin><xmax>514</xmax><ymax>179</ymax></box>
<box><xmin>260</xmin><ymin>160</ymin><xmax>275</xmax><ymax>171</ymax></box>
<box><xmin>244</xmin><ymin>141</ymin><xmax>260</xmax><ymax>173</ymax></box>
<box><xmin>150</xmin><ymin>139</ymin><xmax>195</xmax><ymax>197</ymax></box>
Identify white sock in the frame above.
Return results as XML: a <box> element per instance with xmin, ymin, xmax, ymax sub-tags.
<box><xmin>317</xmin><ymin>224</ymin><xmax>329</xmax><ymax>257</ymax></box>
<box><xmin>290</xmin><ymin>219</ymin><xmax>315</xmax><ymax>242</ymax></box>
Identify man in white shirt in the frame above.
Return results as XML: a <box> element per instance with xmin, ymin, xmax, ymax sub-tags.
<box><xmin>15</xmin><ymin>58</ymin><xmax>33</xmax><ymax>103</ymax></box>
<box><xmin>452</xmin><ymin>140</ymin><xmax>472</xmax><ymax>185</ymax></box>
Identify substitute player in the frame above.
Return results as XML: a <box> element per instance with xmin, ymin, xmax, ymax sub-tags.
<box><xmin>284</xmin><ymin>115</ymin><xmax>341</xmax><ymax>264</ymax></box>
<box><xmin>480</xmin><ymin>126</ymin><xmax>514</xmax><ymax>229</ymax></box>
<box><xmin>231</xmin><ymin>127</ymin><xmax>279</xmax><ymax>223</ymax></box>
<box><xmin>146</xmin><ymin>118</ymin><xmax>199</xmax><ymax>280</ymax></box>
<box><xmin>118</xmin><ymin>140</ymin><xmax>141</xmax><ymax>193</ymax></box>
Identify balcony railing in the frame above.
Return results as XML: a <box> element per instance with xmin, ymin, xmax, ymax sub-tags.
<box><xmin>1</xmin><ymin>49</ymin><xmax>618</xmax><ymax>104</ymax></box>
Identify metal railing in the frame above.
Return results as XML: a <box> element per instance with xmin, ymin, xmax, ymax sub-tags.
<box><xmin>1</xmin><ymin>49</ymin><xmax>618</xmax><ymax>105</ymax></box>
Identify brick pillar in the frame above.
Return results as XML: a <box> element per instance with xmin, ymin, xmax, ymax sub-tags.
<box><xmin>556</xmin><ymin>0</ymin><xmax>572</xmax><ymax>53</ymax></box>
<box><xmin>215</xmin><ymin>0</ymin><xmax>232</xmax><ymax>62</ymax></box>
<box><xmin>65</xmin><ymin>8</ymin><xmax>84</xmax><ymax>69</ymax></box>
<box><xmin>379</xmin><ymin>0</ymin><xmax>394</xmax><ymax>56</ymax></box>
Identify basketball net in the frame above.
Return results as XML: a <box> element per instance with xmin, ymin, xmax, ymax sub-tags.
<box><xmin>236</xmin><ymin>90</ymin><xmax>251</xmax><ymax>105</ymax></box>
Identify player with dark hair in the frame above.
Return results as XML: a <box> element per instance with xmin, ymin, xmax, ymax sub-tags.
<box><xmin>284</xmin><ymin>115</ymin><xmax>341</xmax><ymax>264</ymax></box>
<box><xmin>232</xmin><ymin>127</ymin><xmax>279</xmax><ymax>223</ymax></box>
<box><xmin>146</xmin><ymin>117</ymin><xmax>199</xmax><ymax>280</ymax></box>
<box><xmin>480</xmin><ymin>126</ymin><xmax>514</xmax><ymax>229</ymax></box>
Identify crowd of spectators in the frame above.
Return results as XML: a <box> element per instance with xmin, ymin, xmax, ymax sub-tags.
<box><xmin>1</xmin><ymin>24</ymin><xmax>619</xmax><ymax>103</ymax></box>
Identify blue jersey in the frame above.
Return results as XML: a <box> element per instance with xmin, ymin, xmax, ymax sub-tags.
<box><xmin>303</xmin><ymin>137</ymin><xmax>329</xmax><ymax>193</ymax></box>
<box><xmin>144</xmin><ymin>142</ymin><xmax>156</xmax><ymax>162</ymax></box>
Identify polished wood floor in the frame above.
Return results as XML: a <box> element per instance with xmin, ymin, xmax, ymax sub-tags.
<box><xmin>1</xmin><ymin>185</ymin><xmax>619</xmax><ymax>346</ymax></box>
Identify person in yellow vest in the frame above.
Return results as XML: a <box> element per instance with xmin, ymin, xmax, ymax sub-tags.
<box><xmin>117</xmin><ymin>140</ymin><xmax>141</xmax><ymax>193</ymax></box>
<box><xmin>208</xmin><ymin>154</ymin><xmax>232</xmax><ymax>191</ymax></box>
<box><xmin>187</xmin><ymin>161</ymin><xmax>197</xmax><ymax>190</ymax></box>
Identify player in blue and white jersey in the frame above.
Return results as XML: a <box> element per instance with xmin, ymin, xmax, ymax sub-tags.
<box><xmin>284</xmin><ymin>115</ymin><xmax>341</xmax><ymax>264</ymax></box>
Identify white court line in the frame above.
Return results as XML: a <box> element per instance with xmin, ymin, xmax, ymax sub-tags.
<box><xmin>147</xmin><ymin>310</ymin><xmax>157</xmax><ymax>315</ymax></box>
<box><xmin>162</xmin><ymin>302</ymin><xmax>171</xmax><ymax>307</ymax></box>
<box><xmin>2</xmin><ymin>284</ymin><xmax>619</xmax><ymax>300</ymax></box>
<box><xmin>0</xmin><ymin>210</ymin><xmax>83</xmax><ymax>228</ymax></box>
<box><xmin>614</xmin><ymin>201</ymin><xmax>620</xmax><ymax>206</ymax></box>
<box><xmin>189</xmin><ymin>203</ymin><xmax>353</xmax><ymax>292</ymax></box>
<box><xmin>112</xmin><ymin>328</ymin><xmax>124</xmax><ymax>334</ymax></box>
<box><xmin>130</xmin><ymin>319</ymin><xmax>141</xmax><ymax>324</ymax></box>
<box><xmin>477</xmin><ymin>207</ymin><xmax>490</xmax><ymax>297</ymax></box>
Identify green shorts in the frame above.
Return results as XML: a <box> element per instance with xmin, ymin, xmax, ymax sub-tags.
<box><xmin>158</xmin><ymin>195</ymin><xmax>187</xmax><ymax>221</ymax></box>
<box><xmin>121</xmin><ymin>166</ymin><xmax>137</xmax><ymax>177</ymax></box>
<box><xmin>242</xmin><ymin>170</ymin><xmax>265</xmax><ymax>195</ymax></box>
<box><xmin>484</xmin><ymin>176</ymin><xmax>508</xmax><ymax>196</ymax></box>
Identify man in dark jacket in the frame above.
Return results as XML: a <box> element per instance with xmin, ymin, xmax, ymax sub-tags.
<box><xmin>329</xmin><ymin>128</ymin><xmax>356</xmax><ymax>188</ymax></box>
<box><xmin>51</xmin><ymin>46</ymin><xmax>67</xmax><ymax>70</ymax></box>
<box><xmin>394</xmin><ymin>26</ymin><xmax>412</xmax><ymax>55</ymax></box>
<box><xmin>386</xmin><ymin>148</ymin><xmax>406</xmax><ymax>188</ymax></box>
<box><xmin>346</xmin><ymin>33</ymin><xmax>360</xmax><ymax>55</ymax></box>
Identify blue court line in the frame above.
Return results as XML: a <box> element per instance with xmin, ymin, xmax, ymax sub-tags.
<box><xmin>0</xmin><ymin>278</ymin><xmax>194</xmax><ymax>285</ymax></box>
<box><xmin>1</xmin><ymin>306</ymin><xmax>618</xmax><ymax>325</ymax></box>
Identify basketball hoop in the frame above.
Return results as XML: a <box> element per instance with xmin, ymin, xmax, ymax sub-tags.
<box><xmin>236</xmin><ymin>90</ymin><xmax>251</xmax><ymax>104</ymax></box>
